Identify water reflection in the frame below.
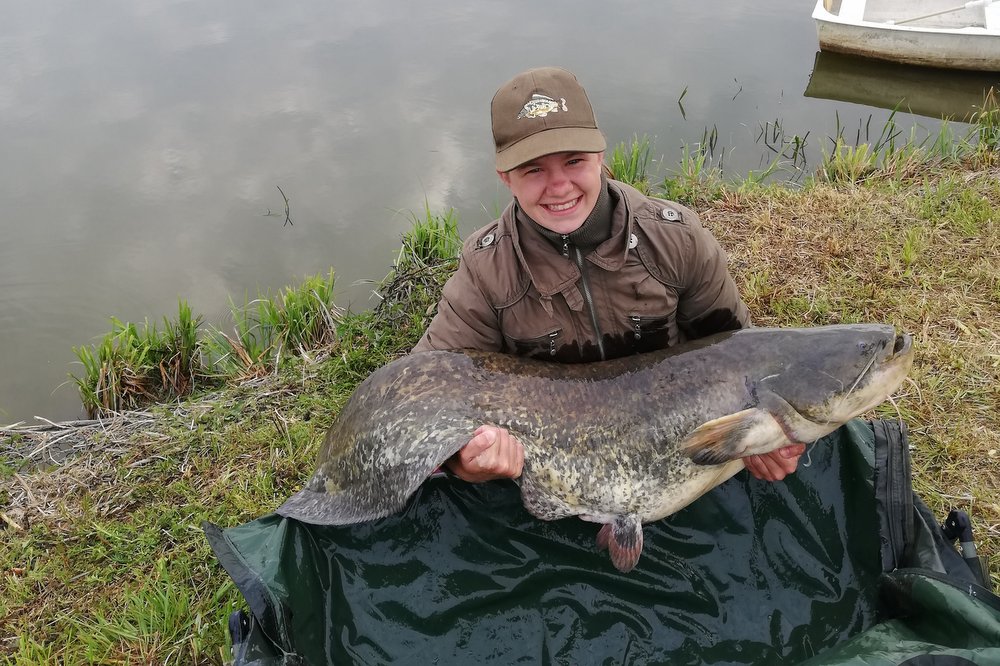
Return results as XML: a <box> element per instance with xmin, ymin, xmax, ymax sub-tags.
<box><xmin>805</xmin><ymin>51</ymin><xmax>1000</xmax><ymax>121</ymax></box>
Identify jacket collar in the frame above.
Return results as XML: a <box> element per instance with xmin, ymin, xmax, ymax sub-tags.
<box><xmin>501</xmin><ymin>179</ymin><xmax>639</xmax><ymax>297</ymax></box>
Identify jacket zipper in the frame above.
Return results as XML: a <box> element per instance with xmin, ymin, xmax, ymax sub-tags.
<box><xmin>569</xmin><ymin>241</ymin><xmax>605</xmax><ymax>361</ymax></box>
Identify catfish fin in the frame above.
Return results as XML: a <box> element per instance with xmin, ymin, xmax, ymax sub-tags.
<box><xmin>596</xmin><ymin>523</ymin><xmax>611</xmax><ymax>551</ymax></box>
<box><xmin>276</xmin><ymin>484</ymin><xmax>393</xmax><ymax>525</ymax></box>
<box><xmin>277</xmin><ymin>422</ymin><xmax>475</xmax><ymax>525</ymax></box>
<box><xmin>680</xmin><ymin>408</ymin><xmax>790</xmax><ymax>465</ymax></box>
<box><xmin>599</xmin><ymin>514</ymin><xmax>644</xmax><ymax>573</ymax></box>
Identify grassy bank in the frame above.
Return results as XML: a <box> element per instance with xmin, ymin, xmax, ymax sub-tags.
<box><xmin>2</xmin><ymin>111</ymin><xmax>999</xmax><ymax>663</ymax></box>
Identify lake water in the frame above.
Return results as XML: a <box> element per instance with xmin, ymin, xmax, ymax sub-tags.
<box><xmin>2</xmin><ymin>1</ymin><xmax>998</xmax><ymax>424</ymax></box>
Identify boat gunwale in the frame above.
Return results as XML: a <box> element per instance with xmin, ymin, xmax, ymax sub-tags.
<box><xmin>812</xmin><ymin>0</ymin><xmax>1000</xmax><ymax>37</ymax></box>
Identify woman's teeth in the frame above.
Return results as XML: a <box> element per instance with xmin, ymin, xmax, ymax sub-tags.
<box><xmin>546</xmin><ymin>198</ymin><xmax>579</xmax><ymax>212</ymax></box>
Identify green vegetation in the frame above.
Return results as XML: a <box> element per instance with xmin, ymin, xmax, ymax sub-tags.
<box><xmin>663</xmin><ymin>144</ymin><xmax>727</xmax><ymax>205</ymax></box>
<box><xmin>394</xmin><ymin>202</ymin><xmax>461</xmax><ymax>272</ymax></box>
<box><xmin>71</xmin><ymin>301</ymin><xmax>205</xmax><ymax>416</ymax></box>
<box><xmin>70</xmin><ymin>271</ymin><xmax>341</xmax><ymax>417</ymax></box>
<box><xmin>202</xmin><ymin>269</ymin><xmax>341</xmax><ymax>382</ymax></box>
<box><xmin>609</xmin><ymin>134</ymin><xmax>655</xmax><ymax>194</ymax></box>
<box><xmin>2</xmin><ymin>101</ymin><xmax>999</xmax><ymax>663</ymax></box>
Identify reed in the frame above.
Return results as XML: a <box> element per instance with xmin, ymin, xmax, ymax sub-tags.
<box><xmin>755</xmin><ymin>119</ymin><xmax>810</xmax><ymax>172</ymax></box>
<box><xmin>394</xmin><ymin>203</ymin><xmax>461</xmax><ymax>272</ymax></box>
<box><xmin>203</xmin><ymin>270</ymin><xmax>341</xmax><ymax>380</ymax></box>
<box><xmin>816</xmin><ymin>90</ymin><xmax>999</xmax><ymax>186</ymax></box>
<box><xmin>73</xmin><ymin>274</ymin><xmax>340</xmax><ymax>415</ymax></box>
<box><xmin>72</xmin><ymin>321</ymin><xmax>150</xmax><ymax>417</ymax></box>
<box><xmin>608</xmin><ymin>134</ymin><xmax>654</xmax><ymax>194</ymax></box>
<box><xmin>71</xmin><ymin>301</ymin><xmax>206</xmax><ymax>417</ymax></box>
<box><xmin>972</xmin><ymin>87</ymin><xmax>999</xmax><ymax>157</ymax></box>
<box><xmin>277</xmin><ymin>270</ymin><xmax>341</xmax><ymax>353</ymax></box>
<box><xmin>818</xmin><ymin>137</ymin><xmax>878</xmax><ymax>185</ymax></box>
<box><xmin>661</xmin><ymin>143</ymin><xmax>725</xmax><ymax>205</ymax></box>
<box><xmin>159</xmin><ymin>300</ymin><xmax>204</xmax><ymax>397</ymax></box>
<box><xmin>377</xmin><ymin>205</ymin><xmax>462</xmax><ymax>337</ymax></box>
<box><xmin>203</xmin><ymin>296</ymin><xmax>278</xmax><ymax>381</ymax></box>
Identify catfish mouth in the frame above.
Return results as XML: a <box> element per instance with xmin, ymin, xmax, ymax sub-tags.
<box><xmin>891</xmin><ymin>333</ymin><xmax>911</xmax><ymax>357</ymax></box>
<box><xmin>831</xmin><ymin>332</ymin><xmax>914</xmax><ymax>421</ymax></box>
<box><xmin>881</xmin><ymin>333</ymin><xmax>914</xmax><ymax>376</ymax></box>
<box><xmin>785</xmin><ymin>331</ymin><xmax>914</xmax><ymax>441</ymax></box>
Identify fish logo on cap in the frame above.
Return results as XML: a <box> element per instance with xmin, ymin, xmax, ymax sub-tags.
<box><xmin>517</xmin><ymin>93</ymin><xmax>569</xmax><ymax>119</ymax></box>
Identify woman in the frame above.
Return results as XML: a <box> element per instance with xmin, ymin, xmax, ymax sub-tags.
<box><xmin>414</xmin><ymin>66</ymin><xmax>804</xmax><ymax>483</ymax></box>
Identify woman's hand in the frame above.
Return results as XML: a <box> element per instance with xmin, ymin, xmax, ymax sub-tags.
<box><xmin>743</xmin><ymin>444</ymin><xmax>807</xmax><ymax>481</ymax></box>
<box><xmin>445</xmin><ymin>425</ymin><xmax>524</xmax><ymax>482</ymax></box>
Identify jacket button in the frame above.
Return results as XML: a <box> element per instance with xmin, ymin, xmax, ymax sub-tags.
<box><xmin>628</xmin><ymin>233</ymin><xmax>638</xmax><ymax>249</ymax></box>
<box><xmin>480</xmin><ymin>233</ymin><xmax>495</xmax><ymax>247</ymax></box>
<box><xmin>660</xmin><ymin>208</ymin><xmax>679</xmax><ymax>221</ymax></box>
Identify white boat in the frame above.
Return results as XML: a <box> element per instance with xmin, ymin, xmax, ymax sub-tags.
<box><xmin>812</xmin><ymin>0</ymin><xmax>1000</xmax><ymax>71</ymax></box>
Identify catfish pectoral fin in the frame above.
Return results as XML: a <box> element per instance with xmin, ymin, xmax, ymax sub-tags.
<box><xmin>601</xmin><ymin>514</ymin><xmax>643</xmax><ymax>573</ymax></box>
<box><xmin>680</xmin><ymin>408</ymin><xmax>789</xmax><ymax>465</ymax></box>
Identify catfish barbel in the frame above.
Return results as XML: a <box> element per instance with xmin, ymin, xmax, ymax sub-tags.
<box><xmin>277</xmin><ymin>324</ymin><xmax>914</xmax><ymax>572</ymax></box>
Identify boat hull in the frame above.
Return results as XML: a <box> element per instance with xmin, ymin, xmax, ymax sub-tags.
<box><xmin>813</xmin><ymin>0</ymin><xmax>1000</xmax><ymax>71</ymax></box>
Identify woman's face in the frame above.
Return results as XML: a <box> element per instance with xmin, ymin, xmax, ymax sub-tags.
<box><xmin>498</xmin><ymin>151</ymin><xmax>604</xmax><ymax>235</ymax></box>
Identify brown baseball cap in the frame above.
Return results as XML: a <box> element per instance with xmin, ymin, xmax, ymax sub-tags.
<box><xmin>492</xmin><ymin>67</ymin><xmax>606</xmax><ymax>172</ymax></box>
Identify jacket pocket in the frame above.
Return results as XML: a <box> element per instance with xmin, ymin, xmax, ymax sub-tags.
<box><xmin>503</xmin><ymin>329</ymin><xmax>562</xmax><ymax>359</ymax></box>
<box><xmin>626</xmin><ymin>314</ymin><xmax>672</xmax><ymax>353</ymax></box>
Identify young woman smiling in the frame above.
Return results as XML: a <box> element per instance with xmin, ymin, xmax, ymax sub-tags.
<box><xmin>414</xmin><ymin>67</ymin><xmax>804</xmax><ymax>484</ymax></box>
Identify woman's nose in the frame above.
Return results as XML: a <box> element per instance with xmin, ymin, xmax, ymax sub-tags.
<box><xmin>546</xmin><ymin>167</ymin><xmax>570</xmax><ymax>191</ymax></box>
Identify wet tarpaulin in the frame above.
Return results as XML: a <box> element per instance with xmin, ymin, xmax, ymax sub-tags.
<box><xmin>205</xmin><ymin>420</ymin><xmax>1000</xmax><ymax>665</ymax></box>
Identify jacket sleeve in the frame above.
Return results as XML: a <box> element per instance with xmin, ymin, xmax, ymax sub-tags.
<box><xmin>412</xmin><ymin>253</ymin><xmax>505</xmax><ymax>353</ymax></box>
<box><xmin>675</xmin><ymin>218</ymin><xmax>751</xmax><ymax>339</ymax></box>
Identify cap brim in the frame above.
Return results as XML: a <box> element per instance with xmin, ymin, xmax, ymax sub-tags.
<box><xmin>495</xmin><ymin>127</ymin><xmax>606</xmax><ymax>172</ymax></box>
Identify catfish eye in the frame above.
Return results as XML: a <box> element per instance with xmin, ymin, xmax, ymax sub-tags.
<box><xmin>858</xmin><ymin>339</ymin><xmax>885</xmax><ymax>356</ymax></box>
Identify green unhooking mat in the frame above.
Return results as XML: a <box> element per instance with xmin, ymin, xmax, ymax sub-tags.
<box><xmin>204</xmin><ymin>419</ymin><xmax>1000</xmax><ymax>665</ymax></box>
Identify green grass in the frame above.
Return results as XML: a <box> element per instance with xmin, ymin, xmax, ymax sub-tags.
<box><xmin>818</xmin><ymin>138</ymin><xmax>879</xmax><ymax>185</ymax></box>
<box><xmin>375</xmin><ymin>203</ymin><xmax>463</xmax><ymax>339</ymax></box>
<box><xmin>64</xmin><ymin>558</ymin><xmax>232</xmax><ymax>663</ymax></box>
<box><xmin>72</xmin><ymin>272</ymin><xmax>341</xmax><ymax>415</ymax></box>
<box><xmin>394</xmin><ymin>202</ymin><xmax>461</xmax><ymax>272</ymax></box>
<box><xmin>660</xmin><ymin>143</ymin><xmax>726</xmax><ymax>205</ymax></box>
<box><xmin>3</xmin><ymin>108</ymin><xmax>1000</xmax><ymax>662</ymax></box>
<box><xmin>71</xmin><ymin>301</ymin><xmax>206</xmax><ymax>417</ymax></box>
<box><xmin>608</xmin><ymin>134</ymin><xmax>654</xmax><ymax>194</ymax></box>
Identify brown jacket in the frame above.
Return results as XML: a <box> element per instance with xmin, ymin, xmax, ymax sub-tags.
<box><xmin>413</xmin><ymin>180</ymin><xmax>749</xmax><ymax>362</ymax></box>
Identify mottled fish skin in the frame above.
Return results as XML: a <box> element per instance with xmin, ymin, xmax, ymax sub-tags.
<box><xmin>276</xmin><ymin>324</ymin><xmax>914</xmax><ymax>569</ymax></box>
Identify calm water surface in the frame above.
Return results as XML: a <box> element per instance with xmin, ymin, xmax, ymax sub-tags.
<box><xmin>1</xmin><ymin>1</ymin><xmax>996</xmax><ymax>423</ymax></box>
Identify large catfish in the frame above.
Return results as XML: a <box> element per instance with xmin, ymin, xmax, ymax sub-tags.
<box><xmin>277</xmin><ymin>324</ymin><xmax>914</xmax><ymax>572</ymax></box>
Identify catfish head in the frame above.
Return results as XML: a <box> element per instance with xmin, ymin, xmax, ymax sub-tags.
<box><xmin>682</xmin><ymin>324</ymin><xmax>914</xmax><ymax>465</ymax></box>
